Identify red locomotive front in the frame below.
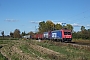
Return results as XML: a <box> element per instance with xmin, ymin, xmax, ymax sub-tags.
<box><xmin>61</xmin><ymin>29</ymin><xmax>72</xmax><ymax>42</ymax></box>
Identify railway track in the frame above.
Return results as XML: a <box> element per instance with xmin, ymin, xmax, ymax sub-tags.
<box><xmin>64</xmin><ymin>42</ymin><xmax>90</xmax><ymax>51</ymax></box>
<box><xmin>33</xmin><ymin>39</ymin><xmax>90</xmax><ymax>46</ymax></box>
<box><xmin>39</xmin><ymin>39</ymin><xmax>90</xmax><ymax>46</ymax></box>
<box><xmin>67</xmin><ymin>42</ymin><xmax>90</xmax><ymax>46</ymax></box>
<box><xmin>39</xmin><ymin>40</ymin><xmax>90</xmax><ymax>51</ymax></box>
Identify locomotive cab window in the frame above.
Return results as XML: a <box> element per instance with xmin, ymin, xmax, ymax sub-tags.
<box><xmin>64</xmin><ymin>32</ymin><xmax>67</xmax><ymax>35</ymax></box>
<box><xmin>64</xmin><ymin>32</ymin><xmax>71</xmax><ymax>35</ymax></box>
<box><xmin>68</xmin><ymin>32</ymin><xmax>71</xmax><ymax>35</ymax></box>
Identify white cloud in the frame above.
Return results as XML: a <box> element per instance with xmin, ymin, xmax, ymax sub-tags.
<box><xmin>30</xmin><ymin>21</ymin><xmax>66</xmax><ymax>26</ymax></box>
<box><xmin>71</xmin><ymin>23</ymin><xmax>81</xmax><ymax>27</ymax></box>
<box><xmin>87</xmin><ymin>25</ymin><xmax>90</xmax><ymax>27</ymax></box>
<box><xmin>54</xmin><ymin>22</ymin><xmax>62</xmax><ymax>24</ymax></box>
<box><xmin>5</xmin><ymin>19</ymin><xmax>18</xmax><ymax>22</ymax></box>
<box><xmin>30</xmin><ymin>21</ymin><xmax>42</xmax><ymax>24</ymax></box>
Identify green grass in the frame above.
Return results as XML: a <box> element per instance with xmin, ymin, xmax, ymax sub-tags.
<box><xmin>0</xmin><ymin>38</ymin><xmax>19</xmax><ymax>40</ymax></box>
<box><xmin>0</xmin><ymin>40</ymin><xmax>10</xmax><ymax>44</ymax></box>
<box><xmin>31</xmin><ymin>40</ymin><xmax>90</xmax><ymax>60</ymax></box>
<box><xmin>20</xmin><ymin>44</ymin><xmax>50</xmax><ymax>60</ymax></box>
<box><xmin>11</xmin><ymin>54</ymin><xmax>19</xmax><ymax>60</ymax></box>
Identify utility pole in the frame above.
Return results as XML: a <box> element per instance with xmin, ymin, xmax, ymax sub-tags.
<box><xmin>35</xmin><ymin>26</ymin><xmax>36</xmax><ymax>33</ymax></box>
<box><xmin>62</xmin><ymin>23</ymin><xmax>66</xmax><ymax>29</ymax></box>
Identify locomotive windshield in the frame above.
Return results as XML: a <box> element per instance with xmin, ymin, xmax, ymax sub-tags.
<box><xmin>64</xmin><ymin>32</ymin><xmax>71</xmax><ymax>35</ymax></box>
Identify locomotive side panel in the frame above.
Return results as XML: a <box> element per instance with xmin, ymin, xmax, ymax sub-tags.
<box><xmin>51</xmin><ymin>30</ymin><xmax>62</xmax><ymax>40</ymax></box>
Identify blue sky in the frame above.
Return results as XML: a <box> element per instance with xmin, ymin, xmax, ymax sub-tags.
<box><xmin>0</xmin><ymin>0</ymin><xmax>90</xmax><ymax>35</ymax></box>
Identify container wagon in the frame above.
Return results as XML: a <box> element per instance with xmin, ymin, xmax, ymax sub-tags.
<box><xmin>32</xmin><ymin>34</ymin><xmax>43</xmax><ymax>40</ymax></box>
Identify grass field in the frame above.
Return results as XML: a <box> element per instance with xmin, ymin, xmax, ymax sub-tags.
<box><xmin>0</xmin><ymin>39</ymin><xmax>90</xmax><ymax>60</ymax></box>
<box><xmin>30</xmin><ymin>40</ymin><xmax>90</xmax><ymax>60</ymax></box>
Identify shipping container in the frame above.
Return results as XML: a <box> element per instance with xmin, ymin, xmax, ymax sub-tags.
<box><xmin>22</xmin><ymin>35</ymin><xmax>31</xmax><ymax>39</ymax></box>
<box><xmin>38</xmin><ymin>34</ymin><xmax>43</xmax><ymax>40</ymax></box>
<box><xmin>34</xmin><ymin>34</ymin><xmax>43</xmax><ymax>40</ymax></box>
<box><xmin>43</xmin><ymin>32</ymin><xmax>48</xmax><ymax>39</ymax></box>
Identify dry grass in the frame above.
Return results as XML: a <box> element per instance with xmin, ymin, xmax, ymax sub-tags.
<box><xmin>72</xmin><ymin>39</ymin><xmax>90</xmax><ymax>44</ymax></box>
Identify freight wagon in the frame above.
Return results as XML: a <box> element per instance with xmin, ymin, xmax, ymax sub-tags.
<box><xmin>31</xmin><ymin>34</ymin><xmax>43</xmax><ymax>40</ymax></box>
<box><xmin>22</xmin><ymin>35</ymin><xmax>31</xmax><ymax>39</ymax></box>
<box><xmin>43</xmin><ymin>31</ymin><xmax>51</xmax><ymax>40</ymax></box>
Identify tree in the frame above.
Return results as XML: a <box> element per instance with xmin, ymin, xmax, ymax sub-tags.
<box><xmin>72</xmin><ymin>31</ymin><xmax>78</xmax><ymax>39</ymax></box>
<box><xmin>10</xmin><ymin>32</ymin><xmax>13</xmax><ymax>38</ymax></box>
<box><xmin>21</xmin><ymin>31</ymin><xmax>26</xmax><ymax>36</ymax></box>
<box><xmin>81</xmin><ymin>26</ymin><xmax>85</xmax><ymax>31</ymax></box>
<box><xmin>66</xmin><ymin>24</ymin><xmax>73</xmax><ymax>31</ymax></box>
<box><xmin>38</xmin><ymin>20</ymin><xmax>73</xmax><ymax>33</ymax></box>
<box><xmin>38</xmin><ymin>20</ymin><xmax>55</xmax><ymax>33</ymax></box>
<box><xmin>87</xmin><ymin>29</ymin><xmax>90</xmax><ymax>39</ymax></box>
<box><xmin>46</xmin><ymin>20</ymin><xmax>55</xmax><ymax>31</ymax></box>
<box><xmin>28</xmin><ymin>31</ymin><xmax>34</xmax><ymax>36</ymax></box>
<box><xmin>80</xmin><ymin>26</ymin><xmax>86</xmax><ymax>39</ymax></box>
<box><xmin>1</xmin><ymin>31</ymin><xmax>4</xmax><ymax>38</ymax></box>
<box><xmin>13</xmin><ymin>29</ymin><xmax>21</xmax><ymax>38</ymax></box>
<box><xmin>87</xmin><ymin>29</ymin><xmax>90</xmax><ymax>32</ymax></box>
<box><xmin>38</xmin><ymin>21</ymin><xmax>46</xmax><ymax>33</ymax></box>
<box><xmin>55</xmin><ymin>24</ymin><xmax>62</xmax><ymax>30</ymax></box>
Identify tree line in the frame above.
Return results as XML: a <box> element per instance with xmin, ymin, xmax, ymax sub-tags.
<box><xmin>73</xmin><ymin>26</ymin><xmax>90</xmax><ymax>39</ymax></box>
<box><xmin>1</xmin><ymin>20</ymin><xmax>90</xmax><ymax>39</ymax></box>
<box><xmin>38</xmin><ymin>20</ymin><xmax>73</xmax><ymax>33</ymax></box>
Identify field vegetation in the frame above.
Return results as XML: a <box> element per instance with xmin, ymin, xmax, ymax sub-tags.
<box><xmin>0</xmin><ymin>38</ymin><xmax>90</xmax><ymax>60</ymax></box>
<box><xmin>30</xmin><ymin>40</ymin><xmax>90</xmax><ymax>60</ymax></box>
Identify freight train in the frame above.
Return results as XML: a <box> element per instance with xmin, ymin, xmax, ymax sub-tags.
<box><xmin>31</xmin><ymin>29</ymin><xmax>72</xmax><ymax>42</ymax></box>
